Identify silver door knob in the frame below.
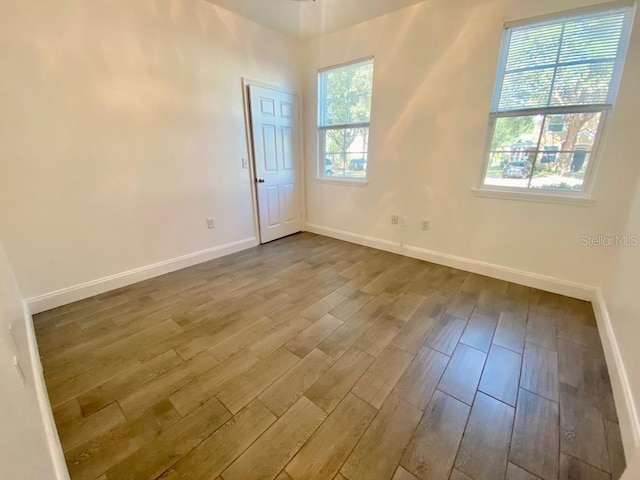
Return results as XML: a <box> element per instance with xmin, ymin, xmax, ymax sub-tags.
<box><xmin>257</xmin><ymin>178</ymin><xmax>266</xmax><ymax>183</ymax></box>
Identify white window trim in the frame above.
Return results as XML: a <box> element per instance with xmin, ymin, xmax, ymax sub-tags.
<box><xmin>471</xmin><ymin>188</ymin><xmax>596</xmax><ymax>207</ymax></box>
<box><xmin>475</xmin><ymin>4</ymin><xmax>635</xmax><ymax>204</ymax></box>
<box><xmin>316</xmin><ymin>56</ymin><xmax>374</xmax><ymax>185</ymax></box>
<box><xmin>316</xmin><ymin>177</ymin><xmax>369</xmax><ymax>187</ymax></box>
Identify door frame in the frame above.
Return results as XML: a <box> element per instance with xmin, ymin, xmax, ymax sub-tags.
<box><xmin>241</xmin><ymin>77</ymin><xmax>306</xmax><ymax>244</ymax></box>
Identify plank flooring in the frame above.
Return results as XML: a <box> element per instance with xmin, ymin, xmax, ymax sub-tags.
<box><xmin>34</xmin><ymin>232</ymin><xmax>626</xmax><ymax>480</ymax></box>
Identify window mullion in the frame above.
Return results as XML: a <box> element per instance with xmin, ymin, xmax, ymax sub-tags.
<box><xmin>317</xmin><ymin>58</ymin><xmax>374</xmax><ymax>181</ymax></box>
<box><xmin>481</xmin><ymin>6</ymin><xmax>632</xmax><ymax>197</ymax></box>
<box><xmin>545</xmin><ymin>22</ymin><xmax>566</xmax><ymax>109</ymax></box>
<box><xmin>528</xmin><ymin>114</ymin><xmax>548</xmax><ymax>188</ymax></box>
<box><xmin>320</xmin><ymin>122</ymin><xmax>371</xmax><ymax>131</ymax></box>
<box><xmin>492</xmin><ymin>104</ymin><xmax>611</xmax><ymax>117</ymax></box>
<box><xmin>608</xmin><ymin>8</ymin><xmax>635</xmax><ymax>103</ymax></box>
<box><xmin>341</xmin><ymin>126</ymin><xmax>348</xmax><ymax>177</ymax></box>
<box><xmin>505</xmin><ymin>56</ymin><xmax>616</xmax><ymax>76</ymax></box>
<box><xmin>492</xmin><ymin>28</ymin><xmax>512</xmax><ymax>111</ymax></box>
<box><xmin>319</xmin><ymin>73</ymin><xmax>325</xmax><ymax>127</ymax></box>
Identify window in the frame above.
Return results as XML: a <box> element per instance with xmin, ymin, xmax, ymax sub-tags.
<box><xmin>480</xmin><ymin>6</ymin><xmax>634</xmax><ymax>197</ymax></box>
<box><xmin>318</xmin><ymin>58</ymin><xmax>374</xmax><ymax>180</ymax></box>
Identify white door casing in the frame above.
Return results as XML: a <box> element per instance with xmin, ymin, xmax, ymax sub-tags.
<box><xmin>249</xmin><ymin>84</ymin><xmax>302</xmax><ymax>243</ymax></box>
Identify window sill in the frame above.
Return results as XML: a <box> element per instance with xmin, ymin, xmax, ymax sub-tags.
<box><xmin>316</xmin><ymin>177</ymin><xmax>369</xmax><ymax>187</ymax></box>
<box><xmin>471</xmin><ymin>187</ymin><xmax>596</xmax><ymax>207</ymax></box>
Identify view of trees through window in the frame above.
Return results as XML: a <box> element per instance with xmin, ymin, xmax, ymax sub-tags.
<box><xmin>318</xmin><ymin>59</ymin><xmax>374</xmax><ymax>179</ymax></box>
<box><xmin>482</xmin><ymin>9</ymin><xmax>632</xmax><ymax>193</ymax></box>
<box><xmin>486</xmin><ymin>112</ymin><xmax>601</xmax><ymax>191</ymax></box>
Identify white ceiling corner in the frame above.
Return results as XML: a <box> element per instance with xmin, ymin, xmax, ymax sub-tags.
<box><xmin>204</xmin><ymin>0</ymin><xmax>428</xmax><ymax>39</ymax></box>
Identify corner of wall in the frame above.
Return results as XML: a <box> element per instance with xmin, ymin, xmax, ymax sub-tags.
<box><xmin>592</xmin><ymin>288</ymin><xmax>640</xmax><ymax>459</ymax></box>
<box><xmin>305</xmin><ymin>223</ymin><xmax>595</xmax><ymax>300</ymax></box>
<box><xmin>27</xmin><ymin>237</ymin><xmax>258</xmax><ymax>315</ymax></box>
<box><xmin>23</xmin><ymin>301</ymin><xmax>70</xmax><ymax>480</ymax></box>
<box><xmin>305</xmin><ymin>222</ymin><xmax>640</xmax><ymax>459</ymax></box>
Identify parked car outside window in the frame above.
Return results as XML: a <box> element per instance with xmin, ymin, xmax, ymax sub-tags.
<box><xmin>502</xmin><ymin>160</ymin><xmax>532</xmax><ymax>179</ymax></box>
<box><xmin>324</xmin><ymin>158</ymin><xmax>333</xmax><ymax>176</ymax></box>
<box><xmin>349</xmin><ymin>158</ymin><xmax>366</xmax><ymax>171</ymax></box>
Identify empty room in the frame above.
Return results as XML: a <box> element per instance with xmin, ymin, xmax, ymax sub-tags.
<box><xmin>2</xmin><ymin>0</ymin><xmax>640</xmax><ymax>479</ymax></box>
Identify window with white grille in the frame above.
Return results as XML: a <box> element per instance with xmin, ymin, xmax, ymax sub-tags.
<box><xmin>479</xmin><ymin>6</ymin><xmax>634</xmax><ymax>196</ymax></box>
<box><xmin>318</xmin><ymin>58</ymin><xmax>374</xmax><ymax>180</ymax></box>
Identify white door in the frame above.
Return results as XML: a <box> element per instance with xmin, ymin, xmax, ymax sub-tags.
<box><xmin>249</xmin><ymin>85</ymin><xmax>302</xmax><ymax>243</ymax></box>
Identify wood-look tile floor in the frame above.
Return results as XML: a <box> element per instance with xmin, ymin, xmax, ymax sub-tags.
<box><xmin>34</xmin><ymin>233</ymin><xmax>626</xmax><ymax>480</ymax></box>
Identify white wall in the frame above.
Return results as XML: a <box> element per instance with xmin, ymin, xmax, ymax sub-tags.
<box><xmin>0</xmin><ymin>242</ymin><xmax>67</xmax><ymax>479</ymax></box>
<box><xmin>0</xmin><ymin>0</ymin><xmax>300</xmax><ymax>303</ymax></box>
<box><xmin>622</xmin><ymin>448</ymin><xmax>640</xmax><ymax>479</ymax></box>
<box><xmin>602</xmin><ymin>172</ymin><xmax>640</xmax><ymax>454</ymax></box>
<box><xmin>302</xmin><ymin>0</ymin><xmax>640</xmax><ymax>290</ymax></box>
<box><xmin>1</xmin><ymin>0</ymin><xmax>638</xmax><ymax>473</ymax></box>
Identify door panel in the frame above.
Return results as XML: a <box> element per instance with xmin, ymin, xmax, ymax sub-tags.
<box><xmin>284</xmin><ymin>184</ymin><xmax>296</xmax><ymax>222</ymax></box>
<box><xmin>280</xmin><ymin>101</ymin><xmax>293</xmax><ymax>118</ymax></box>
<box><xmin>282</xmin><ymin>127</ymin><xmax>293</xmax><ymax>171</ymax></box>
<box><xmin>266</xmin><ymin>186</ymin><xmax>280</xmax><ymax>227</ymax></box>
<box><xmin>260</xmin><ymin>97</ymin><xmax>275</xmax><ymax>116</ymax></box>
<box><xmin>262</xmin><ymin>124</ymin><xmax>278</xmax><ymax>171</ymax></box>
<box><xmin>249</xmin><ymin>85</ymin><xmax>302</xmax><ymax>243</ymax></box>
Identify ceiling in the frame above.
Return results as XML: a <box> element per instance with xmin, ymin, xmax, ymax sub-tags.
<box><xmin>205</xmin><ymin>0</ymin><xmax>427</xmax><ymax>39</ymax></box>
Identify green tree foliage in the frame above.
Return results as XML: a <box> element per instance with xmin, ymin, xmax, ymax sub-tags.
<box><xmin>323</xmin><ymin>63</ymin><xmax>373</xmax><ymax>155</ymax></box>
<box><xmin>494</xmin><ymin>14</ymin><xmax>624</xmax><ymax>175</ymax></box>
<box><xmin>492</xmin><ymin>116</ymin><xmax>536</xmax><ymax>150</ymax></box>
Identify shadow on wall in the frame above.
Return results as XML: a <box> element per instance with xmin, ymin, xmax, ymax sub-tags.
<box><xmin>1</xmin><ymin>0</ymin><xmax>301</xmax><ymax>299</ymax></box>
<box><xmin>311</xmin><ymin>0</ymin><xmax>501</xmax><ymax>239</ymax></box>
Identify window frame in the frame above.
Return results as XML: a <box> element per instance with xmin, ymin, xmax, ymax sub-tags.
<box><xmin>476</xmin><ymin>4</ymin><xmax>635</xmax><ymax>202</ymax></box>
<box><xmin>317</xmin><ymin>56</ymin><xmax>375</xmax><ymax>185</ymax></box>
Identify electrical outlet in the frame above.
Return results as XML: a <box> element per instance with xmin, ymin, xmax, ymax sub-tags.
<box><xmin>422</xmin><ymin>220</ymin><xmax>430</xmax><ymax>231</ymax></box>
<box><xmin>400</xmin><ymin>217</ymin><xmax>408</xmax><ymax>227</ymax></box>
<box><xmin>207</xmin><ymin>218</ymin><xmax>215</xmax><ymax>229</ymax></box>
<box><xmin>391</xmin><ymin>215</ymin><xmax>399</xmax><ymax>225</ymax></box>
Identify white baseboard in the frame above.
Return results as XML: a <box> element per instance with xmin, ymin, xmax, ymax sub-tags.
<box><xmin>23</xmin><ymin>302</ymin><xmax>70</xmax><ymax>479</ymax></box>
<box><xmin>592</xmin><ymin>289</ymin><xmax>640</xmax><ymax>458</ymax></box>
<box><xmin>21</xmin><ymin>226</ymin><xmax>640</xmax><ymax>461</ymax></box>
<box><xmin>305</xmin><ymin>223</ymin><xmax>594</xmax><ymax>300</ymax></box>
<box><xmin>26</xmin><ymin>237</ymin><xmax>259</xmax><ymax>314</ymax></box>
